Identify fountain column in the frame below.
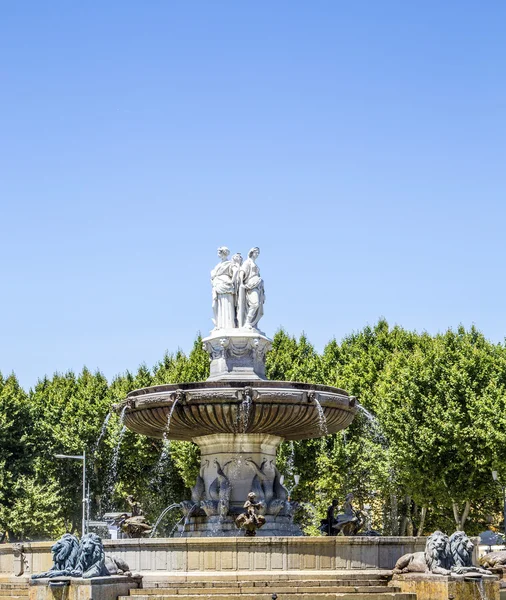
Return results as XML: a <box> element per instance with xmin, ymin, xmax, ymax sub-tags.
<box><xmin>194</xmin><ymin>433</ymin><xmax>282</xmax><ymax>509</ymax></box>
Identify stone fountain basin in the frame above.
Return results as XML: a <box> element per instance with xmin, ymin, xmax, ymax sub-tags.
<box><xmin>118</xmin><ymin>380</ymin><xmax>356</xmax><ymax>441</ymax></box>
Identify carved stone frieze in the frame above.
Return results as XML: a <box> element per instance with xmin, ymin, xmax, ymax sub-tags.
<box><xmin>202</xmin><ymin>331</ymin><xmax>272</xmax><ymax>381</ymax></box>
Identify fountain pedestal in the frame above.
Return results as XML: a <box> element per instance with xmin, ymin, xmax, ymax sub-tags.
<box><xmin>195</xmin><ymin>433</ymin><xmax>282</xmax><ymax>510</ymax></box>
<box><xmin>202</xmin><ymin>330</ymin><xmax>272</xmax><ymax>381</ymax></box>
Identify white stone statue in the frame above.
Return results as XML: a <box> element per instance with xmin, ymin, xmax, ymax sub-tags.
<box><xmin>237</xmin><ymin>247</ymin><xmax>265</xmax><ymax>330</ymax></box>
<box><xmin>210</xmin><ymin>247</ymin><xmax>236</xmax><ymax>330</ymax></box>
<box><xmin>231</xmin><ymin>253</ymin><xmax>243</xmax><ymax>326</ymax></box>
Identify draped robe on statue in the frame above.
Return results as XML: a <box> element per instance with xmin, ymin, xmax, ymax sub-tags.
<box><xmin>238</xmin><ymin>259</ymin><xmax>264</xmax><ymax>329</ymax></box>
<box><xmin>211</xmin><ymin>260</ymin><xmax>236</xmax><ymax>329</ymax></box>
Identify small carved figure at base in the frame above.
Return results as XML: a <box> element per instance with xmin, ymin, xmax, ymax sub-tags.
<box><xmin>333</xmin><ymin>494</ymin><xmax>364</xmax><ymax>536</ymax></box>
<box><xmin>235</xmin><ymin>492</ymin><xmax>266</xmax><ymax>537</ymax></box>
<box><xmin>114</xmin><ymin>496</ymin><xmax>152</xmax><ymax>538</ymax></box>
<box><xmin>480</xmin><ymin>550</ymin><xmax>506</xmax><ymax>569</ymax></box>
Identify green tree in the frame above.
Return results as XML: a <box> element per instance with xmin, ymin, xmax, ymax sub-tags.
<box><xmin>376</xmin><ymin>326</ymin><xmax>506</xmax><ymax>533</ymax></box>
<box><xmin>0</xmin><ymin>373</ymin><xmax>36</xmax><ymax>540</ymax></box>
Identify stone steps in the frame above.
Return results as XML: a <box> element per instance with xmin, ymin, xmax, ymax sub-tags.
<box><xmin>132</xmin><ymin>582</ymin><xmax>391</xmax><ymax>591</ymax></box>
<box><xmin>131</xmin><ymin>582</ymin><xmax>400</xmax><ymax>598</ymax></box>
<box><xmin>0</xmin><ymin>583</ymin><xmax>29</xmax><ymax>599</ymax></box>
<box><xmin>0</xmin><ymin>584</ymin><xmax>29</xmax><ymax>600</ymax></box>
<box><xmin>140</xmin><ymin>574</ymin><xmax>391</xmax><ymax>585</ymax></box>
<box><xmin>129</xmin><ymin>587</ymin><xmax>400</xmax><ymax>595</ymax></box>
<box><xmin>121</xmin><ymin>594</ymin><xmax>415</xmax><ymax>600</ymax></box>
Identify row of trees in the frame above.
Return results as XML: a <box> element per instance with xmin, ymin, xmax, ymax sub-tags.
<box><xmin>2</xmin><ymin>320</ymin><xmax>506</xmax><ymax>540</ymax></box>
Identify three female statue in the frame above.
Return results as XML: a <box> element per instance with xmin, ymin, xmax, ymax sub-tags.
<box><xmin>211</xmin><ymin>246</ymin><xmax>265</xmax><ymax>331</ymax></box>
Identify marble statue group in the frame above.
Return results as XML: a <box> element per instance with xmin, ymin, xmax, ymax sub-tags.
<box><xmin>211</xmin><ymin>246</ymin><xmax>265</xmax><ymax>331</ymax></box>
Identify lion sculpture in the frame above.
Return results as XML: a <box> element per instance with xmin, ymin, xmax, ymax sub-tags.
<box><xmin>394</xmin><ymin>531</ymin><xmax>452</xmax><ymax>575</ymax></box>
<box><xmin>480</xmin><ymin>550</ymin><xmax>506</xmax><ymax>570</ymax></box>
<box><xmin>31</xmin><ymin>533</ymin><xmax>80</xmax><ymax>579</ymax></box>
<box><xmin>70</xmin><ymin>533</ymin><xmax>131</xmax><ymax>579</ymax></box>
<box><xmin>450</xmin><ymin>531</ymin><xmax>490</xmax><ymax>574</ymax></box>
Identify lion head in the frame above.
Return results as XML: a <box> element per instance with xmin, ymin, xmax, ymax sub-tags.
<box><xmin>73</xmin><ymin>533</ymin><xmax>105</xmax><ymax>577</ymax></box>
<box><xmin>425</xmin><ymin>530</ymin><xmax>452</xmax><ymax>572</ymax></box>
<box><xmin>449</xmin><ymin>530</ymin><xmax>474</xmax><ymax>568</ymax></box>
<box><xmin>51</xmin><ymin>533</ymin><xmax>80</xmax><ymax>571</ymax></box>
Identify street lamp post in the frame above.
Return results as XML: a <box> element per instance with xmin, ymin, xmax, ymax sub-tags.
<box><xmin>55</xmin><ymin>451</ymin><xmax>87</xmax><ymax>538</ymax></box>
<box><xmin>492</xmin><ymin>470</ymin><xmax>506</xmax><ymax>544</ymax></box>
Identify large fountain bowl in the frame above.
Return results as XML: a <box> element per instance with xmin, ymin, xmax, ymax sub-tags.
<box><xmin>119</xmin><ymin>380</ymin><xmax>356</xmax><ymax>441</ymax></box>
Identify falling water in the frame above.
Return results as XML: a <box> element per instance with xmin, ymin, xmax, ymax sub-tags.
<box><xmin>94</xmin><ymin>412</ymin><xmax>112</xmax><ymax>451</ymax></box>
<box><xmin>166</xmin><ymin>396</ymin><xmax>180</xmax><ymax>434</ymax></box>
<box><xmin>151</xmin><ymin>400</ymin><xmax>179</xmax><ymax>481</ymax></box>
<box><xmin>105</xmin><ymin>406</ymin><xmax>127</xmax><ymax>505</ymax></box>
<box><xmin>237</xmin><ymin>391</ymin><xmax>252</xmax><ymax>433</ymax></box>
<box><xmin>474</xmin><ymin>579</ymin><xmax>486</xmax><ymax>600</ymax></box>
<box><xmin>313</xmin><ymin>397</ymin><xmax>328</xmax><ymax>436</ymax></box>
<box><xmin>357</xmin><ymin>404</ymin><xmax>388</xmax><ymax>447</ymax></box>
<box><xmin>285</xmin><ymin>440</ymin><xmax>295</xmax><ymax>481</ymax></box>
<box><xmin>179</xmin><ymin>503</ymin><xmax>198</xmax><ymax>537</ymax></box>
<box><xmin>150</xmin><ymin>503</ymin><xmax>182</xmax><ymax>537</ymax></box>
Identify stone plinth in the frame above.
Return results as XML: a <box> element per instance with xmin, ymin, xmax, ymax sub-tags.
<box><xmin>29</xmin><ymin>577</ymin><xmax>140</xmax><ymax>600</ymax></box>
<box><xmin>390</xmin><ymin>573</ymin><xmax>499</xmax><ymax>600</ymax></box>
<box><xmin>202</xmin><ymin>330</ymin><xmax>272</xmax><ymax>381</ymax></box>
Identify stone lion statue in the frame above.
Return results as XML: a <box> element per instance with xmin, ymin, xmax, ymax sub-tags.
<box><xmin>70</xmin><ymin>533</ymin><xmax>131</xmax><ymax>579</ymax></box>
<box><xmin>394</xmin><ymin>531</ymin><xmax>452</xmax><ymax>575</ymax></box>
<box><xmin>480</xmin><ymin>550</ymin><xmax>506</xmax><ymax>570</ymax></box>
<box><xmin>31</xmin><ymin>533</ymin><xmax>80</xmax><ymax>579</ymax></box>
<box><xmin>449</xmin><ymin>531</ymin><xmax>490</xmax><ymax>574</ymax></box>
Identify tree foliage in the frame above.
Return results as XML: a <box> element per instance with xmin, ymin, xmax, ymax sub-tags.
<box><xmin>2</xmin><ymin>325</ymin><xmax>506</xmax><ymax>540</ymax></box>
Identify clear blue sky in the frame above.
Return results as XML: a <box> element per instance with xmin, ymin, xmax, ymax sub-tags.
<box><xmin>2</xmin><ymin>1</ymin><xmax>505</xmax><ymax>389</ymax></box>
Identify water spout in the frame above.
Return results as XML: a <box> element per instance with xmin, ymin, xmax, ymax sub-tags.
<box><xmin>150</xmin><ymin>503</ymin><xmax>182</xmax><ymax>537</ymax></box>
<box><xmin>313</xmin><ymin>396</ymin><xmax>328</xmax><ymax>436</ymax></box>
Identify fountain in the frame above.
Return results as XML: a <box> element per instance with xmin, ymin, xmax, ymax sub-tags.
<box><xmin>1</xmin><ymin>248</ymin><xmax>498</xmax><ymax>600</ymax></box>
<box><xmin>115</xmin><ymin>246</ymin><xmax>357</xmax><ymax>536</ymax></box>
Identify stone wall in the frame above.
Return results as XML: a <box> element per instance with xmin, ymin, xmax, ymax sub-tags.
<box><xmin>0</xmin><ymin>537</ymin><xmax>426</xmax><ymax>577</ymax></box>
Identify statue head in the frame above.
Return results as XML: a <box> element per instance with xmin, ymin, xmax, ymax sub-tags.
<box><xmin>217</xmin><ymin>246</ymin><xmax>230</xmax><ymax>259</ymax></box>
<box><xmin>248</xmin><ymin>492</ymin><xmax>256</xmax><ymax>500</ymax></box>
<box><xmin>248</xmin><ymin>247</ymin><xmax>260</xmax><ymax>259</ymax></box>
<box><xmin>51</xmin><ymin>534</ymin><xmax>80</xmax><ymax>570</ymax></box>
<box><xmin>232</xmin><ymin>252</ymin><xmax>243</xmax><ymax>266</ymax></box>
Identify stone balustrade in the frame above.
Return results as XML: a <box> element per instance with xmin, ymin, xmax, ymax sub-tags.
<box><xmin>1</xmin><ymin>536</ymin><xmax>426</xmax><ymax>577</ymax></box>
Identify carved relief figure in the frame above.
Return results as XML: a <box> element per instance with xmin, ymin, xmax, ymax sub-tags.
<box><xmin>211</xmin><ymin>247</ymin><xmax>236</xmax><ymax>330</ymax></box>
<box><xmin>235</xmin><ymin>492</ymin><xmax>266</xmax><ymax>536</ymax></box>
<box><xmin>238</xmin><ymin>247</ymin><xmax>265</xmax><ymax>330</ymax></box>
<box><xmin>333</xmin><ymin>493</ymin><xmax>364</xmax><ymax>536</ymax></box>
